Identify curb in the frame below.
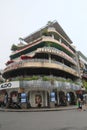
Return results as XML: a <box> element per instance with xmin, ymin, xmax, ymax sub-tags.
<box><xmin>0</xmin><ymin>106</ymin><xmax>77</xmax><ymax>112</ymax></box>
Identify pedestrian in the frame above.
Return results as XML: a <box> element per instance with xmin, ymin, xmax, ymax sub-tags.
<box><xmin>4</xmin><ymin>93</ymin><xmax>8</xmax><ymax>107</ymax></box>
<box><xmin>77</xmin><ymin>91</ymin><xmax>83</xmax><ymax>111</ymax></box>
<box><xmin>78</xmin><ymin>98</ymin><xmax>82</xmax><ymax>110</ymax></box>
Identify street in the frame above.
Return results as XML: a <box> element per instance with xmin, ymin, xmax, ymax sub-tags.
<box><xmin>0</xmin><ymin>110</ymin><xmax>87</xmax><ymax>130</ymax></box>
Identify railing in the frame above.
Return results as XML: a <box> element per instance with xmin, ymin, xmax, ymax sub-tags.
<box><xmin>42</xmin><ymin>36</ymin><xmax>75</xmax><ymax>56</ymax></box>
<box><xmin>61</xmin><ymin>43</ymin><xmax>75</xmax><ymax>55</ymax></box>
<box><xmin>0</xmin><ymin>80</ymin><xmax>81</xmax><ymax>91</ymax></box>
<box><xmin>4</xmin><ymin>58</ymin><xmax>78</xmax><ymax>76</ymax></box>
<box><xmin>36</xmin><ymin>46</ymin><xmax>77</xmax><ymax>65</ymax></box>
<box><xmin>47</xmin><ymin>27</ymin><xmax>75</xmax><ymax>50</ymax></box>
<box><xmin>47</xmin><ymin>27</ymin><xmax>56</xmax><ymax>32</ymax></box>
<box><xmin>11</xmin><ymin>34</ymin><xmax>75</xmax><ymax>60</ymax></box>
<box><xmin>20</xmin><ymin>80</ymin><xmax>81</xmax><ymax>91</ymax></box>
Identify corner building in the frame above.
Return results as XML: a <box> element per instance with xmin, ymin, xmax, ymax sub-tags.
<box><xmin>1</xmin><ymin>21</ymin><xmax>81</xmax><ymax>108</ymax></box>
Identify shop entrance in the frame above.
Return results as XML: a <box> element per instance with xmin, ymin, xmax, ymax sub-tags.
<box><xmin>0</xmin><ymin>90</ymin><xmax>8</xmax><ymax>107</ymax></box>
<box><xmin>59</xmin><ymin>91</ymin><xmax>66</xmax><ymax>106</ymax></box>
<box><xmin>67</xmin><ymin>92</ymin><xmax>76</xmax><ymax>105</ymax></box>
<box><xmin>10</xmin><ymin>91</ymin><xmax>18</xmax><ymax>103</ymax></box>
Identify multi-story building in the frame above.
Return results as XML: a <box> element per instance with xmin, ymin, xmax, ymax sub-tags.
<box><xmin>77</xmin><ymin>51</ymin><xmax>87</xmax><ymax>90</ymax></box>
<box><xmin>0</xmin><ymin>70</ymin><xmax>4</xmax><ymax>84</ymax></box>
<box><xmin>0</xmin><ymin>21</ymin><xmax>81</xmax><ymax>108</ymax></box>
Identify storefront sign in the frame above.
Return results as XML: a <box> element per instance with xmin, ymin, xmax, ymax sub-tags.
<box><xmin>0</xmin><ymin>81</ymin><xmax>20</xmax><ymax>90</ymax></box>
<box><xmin>0</xmin><ymin>82</ymin><xmax>12</xmax><ymax>89</ymax></box>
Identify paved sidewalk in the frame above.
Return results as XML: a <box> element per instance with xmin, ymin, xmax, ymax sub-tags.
<box><xmin>0</xmin><ymin>106</ymin><xmax>77</xmax><ymax>112</ymax></box>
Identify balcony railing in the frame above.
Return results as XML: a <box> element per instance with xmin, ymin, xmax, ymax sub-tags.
<box><xmin>20</xmin><ymin>80</ymin><xmax>81</xmax><ymax>91</ymax></box>
<box><xmin>47</xmin><ymin>27</ymin><xmax>75</xmax><ymax>50</ymax></box>
<box><xmin>36</xmin><ymin>46</ymin><xmax>77</xmax><ymax>65</ymax></box>
<box><xmin>4</xmin><ymin>58</ymin><xmax>78</xmax><ymax>76</ymax></box>
<box><xmin>61</xmin><ymin>43</ymin><xmax>75</xmax><ymax>55</ymax></box>
<box><xmin>0</xmin><ymin>80</ymin><xmax>81</xmax><ymax>91</ymax></box>
<box><xmin>11</xmin><ymin>35</ymin><xmax>75</xmax><ymax>60</ymax></box>
<box><xmin>42</xmin><ymin>36</ymin><xmax>75</xmax><ymax>56</ymax></box>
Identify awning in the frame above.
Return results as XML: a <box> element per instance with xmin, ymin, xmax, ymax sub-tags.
<box><xmin>20</xmin><ymin>54</ymin><xmax>34</xmax><ymax>60</ymax></box>
<box><xmin>6</xmin><ymin>60</ymin><xmax>14</xmax><ymax>65</ymax></box>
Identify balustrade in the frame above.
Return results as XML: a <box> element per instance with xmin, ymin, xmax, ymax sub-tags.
<box><xmin>4</xmin><ymin>58</ymin><xmax>78</xmax><ymax>76</ymax></box>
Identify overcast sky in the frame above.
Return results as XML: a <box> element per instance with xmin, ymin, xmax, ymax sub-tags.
<box><xmin>0</xmin><ymin>0</ymin><xmax>87</xmax><ymax>69</ymax></box>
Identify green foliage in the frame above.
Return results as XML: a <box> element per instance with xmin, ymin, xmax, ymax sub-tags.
<box><xmin>42</xmin><ymin>29</ymin><xmax>49</xmax><ymax>36</ymax></box>
<box><xmin>11</xmin><ymin>76</ymin><xmax>78</xmax><ymax>86</ymax></box>
<box><xmin>11</xmin><ymin>44</ymin><xmax>18</xmax><ymax>51</ymax></box>
<box><xmin>13</xmin><ymin>76</ymin><xmax>39</xmax><ymax>81</ymax></box>
<box><xmin>47</xmin><ymin>21</ymin><xmax>53</xmax><ymax>26</ymax></box>
<box><xmin>0</xmin><ymin>80</ymin><xmax>4</xmax><ymax>84</ymax></box>
<box><xmin>44</xmin><ymin>41</ymin><xmax>52</xmax><ymax>47</ymax></box>
<box><xmin>42</xmin><ymin>76</ymin><xmax>49</xmax><ymax>81</ymax></box>
<box><xmin>83</xmin><ymin>80</ymin><xmax>87</xmax><ymax>90</ymax></box>
<box><xmin>31</xmin><ymin>76</ymin><xmax>39</xmax><ymax>80</ymax></box>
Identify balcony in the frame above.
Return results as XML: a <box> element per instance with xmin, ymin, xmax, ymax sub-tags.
<box><xmin>10</xmin><ymin>36</ymin><xmax>75</xmax><ymax>60</ymax></box>
<box><xmin>82</xmin><ymin>74</ymin><xmax>87</xmax><ymax>79</ymax></box>
<box><xmin>21</xmin><ymin>80</ymin><xmax>81</xmax><ymax>90</ymax></box>
<box><xmin>36</xmin><ymin>47</ymin><xmax>77</xmax><ymax>65</ymax></box>
<box><xmin>3</xmin><ymin>59</ymin><xmax>79</xmax><ymax>77</ymax></box>
<box><xmin>61</xmin><ymin>43</ymin><xmax>75</xmax><ymax>55</ymax></box>
<box><xmin>42</xmin><ymin>36</ymin><xmax>75</xmax><ymax>56</ymax></box>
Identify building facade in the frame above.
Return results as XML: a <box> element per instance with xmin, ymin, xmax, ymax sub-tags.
<box><xmin>77</xmin><ymin>51</ymin><xmax>87</xmax><ymax>91</ymax></box>
<box><xmin>0</xmin><ymin>21</ymin><xmax>81</xmax><ymax>108</ymax></box>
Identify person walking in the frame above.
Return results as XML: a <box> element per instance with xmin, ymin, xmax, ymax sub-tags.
<box><xmin>78</xmin><ymin>91</ymin><xmax>83</xmax><ymax>110</ymax></box>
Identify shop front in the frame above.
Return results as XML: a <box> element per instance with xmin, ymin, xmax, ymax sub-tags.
<box><xmin>0</xmin><ymin>81</ymin><xmax>20</xmax><ymax>108</ymax></box>
<box><xmin>0</xmin><ymin>80</ymin><xmax>81</xmax><ymax>109</ymax></box>
<box><xmin>0</xmin><ymin>90</ymin><xmax>8</xmax><ymax>107</ymax></box>
<box><xmin>67</xmin><ymin>92</ymin><xmax>76</xmax><ymax>105</ymax></box>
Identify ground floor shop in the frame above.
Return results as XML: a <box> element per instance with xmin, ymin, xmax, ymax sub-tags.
<box><xmin>0</xmin><ymin>89</ymin><xmax>77</xmax><ymax>109</ymax></box>
<box><xmin>0</xmin><ymin>81</ymin><xmax>80</xmax><ymax>109</ymax></box>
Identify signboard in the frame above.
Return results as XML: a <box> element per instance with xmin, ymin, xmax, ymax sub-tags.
<box><xmin>21</xmin><ymin>93</ymin><xmax>27</xmax><ymax>103</ymax></box>
<box><xmin>50</xmin><ymin>92</ymin><xmax>55</xmax><ymax>102</ymax></box>
<box><xmin>0</xmin><ymin>81</ymin><xmax>20</xmax><ymax>90</ymax></box>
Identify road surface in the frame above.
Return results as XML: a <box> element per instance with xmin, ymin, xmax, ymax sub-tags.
<box><xmin>0</xmin><ymin>110</ymin><xmax>87</xmax><ymax>130</ymax></box>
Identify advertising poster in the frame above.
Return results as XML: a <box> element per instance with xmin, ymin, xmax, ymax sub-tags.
<box><xmin>35</xmin><ymin>95</ymin><xmax>42</xmax><ymax>107</ymax></box>
<box><xmin>21</xmin><ymin>93</ymin><xmax>27</xmax><ymax>103</ymax></box>
<box><xmin>50</xmin><ymin>92</ymin><xmax>55</xmax><ymax>102</ymax></box>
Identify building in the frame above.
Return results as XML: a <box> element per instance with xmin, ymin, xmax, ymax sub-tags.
<box><xmin>0</xmin><ymin>21</ymin><xmax>81</xmax><ymax>108</ymax></box>
<box><xmin>77</xmin><ymin>51</ymin><xmax>87</xmax><ymax>91</ymax></box>
<box><xmin>0</xmin><ymin>70</ymin><xmax>4</xmax><ymax>84</ymax></box>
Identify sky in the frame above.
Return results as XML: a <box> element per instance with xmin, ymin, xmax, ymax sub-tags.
<box><xmin>0</xmin><ymin>0</ymin><xmax>87</xmax><ymax>69</ymax></box>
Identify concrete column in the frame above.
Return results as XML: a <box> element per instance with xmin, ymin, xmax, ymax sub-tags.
<box><xmin>57</xmin><ymin>91</ymin><xmax>59</xmax><ymax>105</ymax></box>
<box><xmin>44</xmin><ymin>91</ymin><xmax>47</xmax><ymax>107</ymax></box>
